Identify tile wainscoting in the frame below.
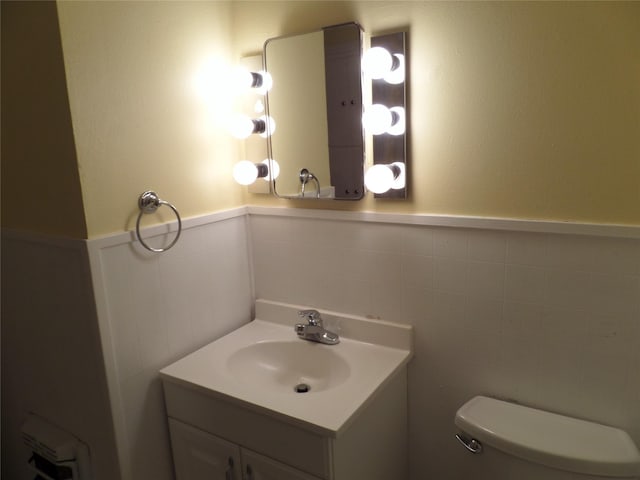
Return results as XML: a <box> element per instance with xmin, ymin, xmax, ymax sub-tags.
<box><xmin>248</xmin><ymin>208</ymin><xmax>640</xmax><ymax>479</ymax></box>
<box><xmin>87</xmin><ymin>211</ymin><xmax>253</xmax><ymax>480</ymax></box>
<box><xmin>4</xmin><ymin>208</ymin><xmax>638</xmax><ymax>480</ymax></box>
<box><xmin>1</xmin><ymin>232</ymin><xmax>120</xmax><ymax>480</ymax></box>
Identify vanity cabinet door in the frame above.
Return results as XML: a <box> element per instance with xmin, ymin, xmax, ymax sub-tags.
<box><xmin>169</xmin><ymin>418</ymin><xmax>242</xmax><ymax>480</ymax></box>
<box><xmin>242</xmin><ymin>449</ymin><xmax>323</xmax><ymax>480</ymax></box>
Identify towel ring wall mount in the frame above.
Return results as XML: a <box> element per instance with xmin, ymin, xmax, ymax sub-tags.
<box><xmin>135</xmin><ymin>191</ymin><xmax>182</xmax><ymax>252</ymax></box>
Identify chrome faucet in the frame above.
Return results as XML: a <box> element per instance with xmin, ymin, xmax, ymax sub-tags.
<box><xmin>294</xmin><ymin>309</ymin><xmax>339</xmax><ymax>345</ymax></box>
<box><xmin>299</xmin><ymin>169</ymin><xmax>320</xmax><ymax>198</ymax></box>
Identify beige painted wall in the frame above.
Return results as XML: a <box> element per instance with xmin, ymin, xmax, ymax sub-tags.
<box><xmin>1</xmin><ymin>1</ymin><xmax>88</xmax><ymax>239</ymax></box>
<box><xmin>6</xmin><ymin>1</ymin><xmax>637</xmax><ymax>238</ymax></box>
<box><xmin>234</xmin><ymin>1</ymin><xmax>640</xmax><ymax>225</ymax></box>
<box><xmin>56</xmin><ymin>1</ymin><xmax>243</xmax><ymax>238</ymax></box>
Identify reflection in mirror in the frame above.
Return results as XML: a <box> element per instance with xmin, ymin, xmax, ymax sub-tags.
<box><xmin>264</xmin><ymin>23</ymin><xmax>364</xmax><ymax>199</ymax></box>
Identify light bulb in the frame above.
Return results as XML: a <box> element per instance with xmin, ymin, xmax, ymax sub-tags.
<box><xmin>231</xmin><ymin>66</ymin><xmax>255</xmax><ymax>91</ymax></box>
<box><xmin>258</xmin><ymin>115</ymin><xmax>276</xmax><ymax>138</ymax></box>
<box><xmin>256</xmin><ymin>71</ymin><xmax>273</xmax><ymax>94</ymax></box>
<box><xmin>389</xmin><ymin>162</ymin><xmax>406</xmax><ymax>189</ymax></box>
<box><xmin>384</xmin><ymin>54</ymin><xmax>405</xmax><ymax>85</ymax></box>
<box><xmin>229</xmin><ymin>115</ymin><xmax>255</xmax><ymax>139</ymax></box>
<box><xmin>233</xmin><ymin>160</ymin><xmax>259</xmax><ymax>185</ymax></box>
<box><xmin>387</xmin><ymin>107</ymin><xmax>406</xmax><ymax>136</ymax></box>
<box><xmin>231</xmin><ymin>68</ymin><xmax>273</xmax><ymax>95</ymax></box>
<box><xmin>262</xmin><ymin>159</ymin><xmax>280</xmax><ymax>181</ymax></box>
<box><xmin>362</xmin><ymin>104</ymin><xmax>392</xmax><ymax>135</ymax></box>
<box><xmin>365</xmin><ymin>163</ymin><xmax>405</xmax><ymax>193</ymax></box>
<box><xmin>229</xmin><ymin>115</ymin><xmax>274</xmax><ymax>138</ymax></box>
<box><xmin>365</xmin><ymin>164</ymin><xmax>395</xmax><ymax>193</ymax></box>
<box><xmin>362</xmin><ymin>47</ymin><xmax>393</xmax><ymax>80</ymax></box>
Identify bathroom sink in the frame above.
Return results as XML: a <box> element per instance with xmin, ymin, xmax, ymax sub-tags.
<box><xmin>226</xmin><ymin>340</ymin><xmax>351</xmax><ymax>393</ymax></box>
<box><xmin>160</xmin><ymin>300</ymin><xmax>413</xmax><ymax>435</ymax></box>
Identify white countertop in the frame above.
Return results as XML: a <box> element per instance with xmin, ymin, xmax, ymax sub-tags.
<box><xmin>160</xmin><ymin>300</ymin><xmax>413</xmax><ymax>436</ymax></box>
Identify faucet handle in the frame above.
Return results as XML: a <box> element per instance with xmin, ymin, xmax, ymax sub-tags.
<box><xmin>298</xmin><ymin>309</ymin><xmax>321</xmax><ymax>325</ymax></box>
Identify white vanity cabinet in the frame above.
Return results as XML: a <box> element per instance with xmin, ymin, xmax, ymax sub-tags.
<box><xmin>168</xmin><ymin>418</ymin><xmax>320</xmax><ymax>480</ymax></box>
<box><xmin>241</xmin><ymin>449</ymin><xmax>322</xmax><ymax>480</ymax></box>
<box><xmin>169</xmin><ymin>418</ymin><xmax>242</xmax><ymax>480</ymax></box>
<box><xmin>163</xmin><ymin>368</ymin><xmax>408</xmax><ymax>480</ymax></box>
<box><xmin>160</xmin><ymin>300</ymin><xmax>413</xmax><ymax>480</ymax></box>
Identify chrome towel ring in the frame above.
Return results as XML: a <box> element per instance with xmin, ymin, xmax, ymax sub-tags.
<box><xmin>135</xmin><ymin>191</ymin><xmax>182</xmax><ymax>252</ymax></box>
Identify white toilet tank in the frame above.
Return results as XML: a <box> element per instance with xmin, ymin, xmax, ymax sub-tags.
<box><xmin>454</xmin><ymin>396</ymin><xmax>640</xmax><ymax>480</ymax></box>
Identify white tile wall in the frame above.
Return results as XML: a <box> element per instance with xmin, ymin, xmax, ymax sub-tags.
<box><xmin>1</xmin><ymin>233</ymin><xmax>120</xmax><ymax>480</ymax></box>
<box><xmin>249</xmin><ymin>214</ymin><xmax>640</xmax><ymax>480</ymax></box>
<box><xmin>91</xmin><ymin>215</ymin><xmax>253</xmax><ymax>480</ymax></box>
<box><xmin>7</xmin><ymin>211</ymin><xmax>638</xmax><ymax>480</ymax></box>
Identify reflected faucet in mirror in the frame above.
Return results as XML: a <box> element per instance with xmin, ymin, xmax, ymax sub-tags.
<box><xmin>299</xmin><ymin>168</ymin><xmax>321</xmax><ymax>198</ymax></box>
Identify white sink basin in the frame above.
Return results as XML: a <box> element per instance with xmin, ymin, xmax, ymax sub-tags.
<box><xmin>160</xmin><ymin>300</ymin><xmax>413</xmax><ymax>435</ymax></box>
<box><xmin>226</xmin><ymin>340</ymin><xmax>351</xmax><ymax>393</ymax></box>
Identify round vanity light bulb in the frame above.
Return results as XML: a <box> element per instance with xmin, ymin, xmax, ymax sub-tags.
<box><xmin>387</xmin><ymin>106</ymin><xmax>406</xmax><ymax>136</ymax></box>
<box><xmin>256</xmin><ymin>71</ymin><xmax>273</xmax><ymax>94</ymax></box>
<box><xmin>365</xmin><ymin>164</ymin><xmax>395</xmax><ymax>194</ymax></box>
<box><xmin>258</xmin><ymin>115</ymin><xmax>276</xmax><ymax>138</ymax></box>
<box><xmin>231</xmin><ymin>68</ymin><xmax>273</xmax><ymax>95</ymax></box>
<box><xmin>262</xmin><ymin>159</ymin><xmax>280</xmax><ymax>181</ymax></box>
<box><xmin>384</xmin><ymin>54</ymin><xmax>405</xmax><ymax>85</ymax></box>
<box><xmin>362</xmin><ymin>104</ymin><xmax>392</xmax><ymax>135</ymax></box>
<box><xmin>229</xmin><ymin>115</ymin><xmax>255</xmax><ymax>139</ymax></box>
<box><xmin>233</xmin><ymin>160</ymin><xmax>259</xmax><ymax>185</ymax></box>
<box><xmin>231</xmin><ymin>66</ymin><xmax>254</xmax><ymax>91</ymax></box>
<box><xmin>389</xmin><ymin>162</ymin><xmax>406</xmax><ymax>190</ymax></box>
<box><xmin>362</xmin><ymin>47</ymin><xmax>393</xmax><ymax>80</ymax></box>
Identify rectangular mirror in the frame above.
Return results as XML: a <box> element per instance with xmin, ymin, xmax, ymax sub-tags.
<box><xmin>264</xmin><ymin>22</ymin><xmax>364</xmax><ymax>199</ymax></box>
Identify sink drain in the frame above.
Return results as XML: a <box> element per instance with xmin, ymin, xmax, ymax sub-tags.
<box><xmin>294</xmin><ymin>383</ymin><xmax>311</xmax><ymax>393</ymax></box>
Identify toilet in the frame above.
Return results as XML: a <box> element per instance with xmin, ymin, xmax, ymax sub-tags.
<box><xmin>455</xmin><ymin>396</ymin><xmax>640</xmax><ymax>480</ymax></box>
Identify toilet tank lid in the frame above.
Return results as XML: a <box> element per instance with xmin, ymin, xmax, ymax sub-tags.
<box><xmin>455</xmin><ymin>396</ymin><xmax>640</xmax><ymax>478</ymax></box>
